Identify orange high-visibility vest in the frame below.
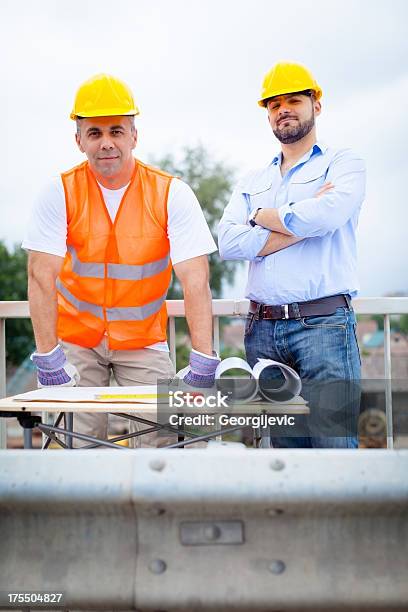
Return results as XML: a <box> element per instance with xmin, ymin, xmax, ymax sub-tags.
<box><xmin>57</xmin><ymin>159</ymin><xmax>173</xmax><ymax>350</ymax></box>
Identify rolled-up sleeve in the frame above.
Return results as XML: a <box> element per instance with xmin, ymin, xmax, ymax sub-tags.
<box><xmin>218</xmin><ymin>188</ymin><xmax>270</xmax><ymax>261</ymax></box>
<box><xmin>278</xmin><ymin>150</ymin><xmax>366</xmax><ymax>238</ymax></box>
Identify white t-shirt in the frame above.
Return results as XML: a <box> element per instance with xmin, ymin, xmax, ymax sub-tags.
<box><xmin>22</xmin><ymin>175</ymin><xmax>217</xmax><ymax>352</ymax></box>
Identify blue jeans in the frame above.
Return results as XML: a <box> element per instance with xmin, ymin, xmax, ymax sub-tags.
<box><xmin>244</xmin><ymin>306</ymin><xmax>361</xmax><ymax>448</ymax></box>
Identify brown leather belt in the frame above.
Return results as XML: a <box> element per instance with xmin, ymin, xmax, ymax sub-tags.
<box><xmin>249</xmin><ymin>294</ymin><xmax>351</xmax><ymax>321</ymax></box>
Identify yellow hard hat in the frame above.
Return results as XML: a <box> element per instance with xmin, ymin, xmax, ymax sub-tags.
<box><xmin>258</xmin><ymin>61</ymin><xmax>322</xmax><ymax>107</ymax></box>
<box><xmin>70</xmin><ymin>73</ymin><xmax>140</xmax><ymax>120</ymax></box>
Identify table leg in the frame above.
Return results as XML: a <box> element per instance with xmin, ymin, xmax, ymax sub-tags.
<box><xmin>0</xmin><ymin>420</ymin><xmax>7</xmax><ymax>449</ymax></box>
<box><xmin>260</xmin><ymin>411</ymin><xmax>273</xmax><ymax>448</ymax></box>
<box><xmin>23</xmin><ymin>427</ymin><xmax>33</xmax><ymax>449</ymax></box>
<box><xmin>64</xmin><ymin>412</ymin><xmax>74</xmax><ymax>449</ymax></box>
<box><xmin>177</xmin><ymin>412</ymin><xmax>184</xmax><ymax>446</ymax></box>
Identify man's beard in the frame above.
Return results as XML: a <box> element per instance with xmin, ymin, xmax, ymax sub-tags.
<box><xmin>273</xmin><ymin>113</ymin><xmax>315</xmax><ymax>144</ymax></box>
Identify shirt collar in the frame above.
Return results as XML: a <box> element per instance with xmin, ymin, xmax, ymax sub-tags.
<box><xmin>271</xmin><ymin>140</ymin><xmax>327</xmax><ymax>166</ymax></box>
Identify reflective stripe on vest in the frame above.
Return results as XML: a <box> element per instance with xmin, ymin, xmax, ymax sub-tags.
<box><xmin>56</xmin><ymin>279</ymin><xmax>104</xmax><ymax>318</ymax></box>
<box><xmin>67</xmin><ymin>246</ymin><xmax>104</xmax><ymax>278</ymax></box>
<box><xmin>56</xmin><ymin>279</ymin><xmax>167</xmax><ymax>321</ymax></box>
<box><xmin>68</xmin><ymin>245</ymin><xmax>170</xmax><ymax>281</ymax></box>
<box><xmin>107</xmin><ymin>293</ymin><xmax>167</xmax><ymax>320</ymax></box>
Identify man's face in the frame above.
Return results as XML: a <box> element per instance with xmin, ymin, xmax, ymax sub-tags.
<box><xmin>266</xmin><ymin>93</ymin><xmax>321</xmax><ymax>144</ymax></box>
<box><xmin>75</xmin><ymin>116</ymin><xmax>137</xmax><ymax>177</ymax></box>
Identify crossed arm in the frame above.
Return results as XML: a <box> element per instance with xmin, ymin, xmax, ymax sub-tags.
<box><xmin>257</xmin><ymin>232</ymin><xmax>303</xmax><ymax>256</ymax></box>
<box><xmin>255</xmin><ymin>182</ymin><xmax>334</xmax><ymax>256</ymax></box>
<box><xmin>218</xmin><ymin>149</ymin><xmax>366</xmax><ymax>262</ymax></box>
<box><xmin>218</xmin><ymin>182</ymin><xmax>335</xmax><ymax>260</ymax></box>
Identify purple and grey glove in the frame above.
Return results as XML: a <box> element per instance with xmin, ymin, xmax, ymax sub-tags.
<box><xmin>31</xmin><ymin>345</ymin><xmax>80</xmax><ymax>387</ymax></box>
<box><xmin>182</xmin><ymin>349</ymin><xmax>220</xmax><ymax>388</ymax></box>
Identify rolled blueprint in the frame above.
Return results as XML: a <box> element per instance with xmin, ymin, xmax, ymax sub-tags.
<box><xmin>253</xmin><ymin>358</ymin><xmax>302</xmax><ymax>402</ymax></box>
<box><xmin>215</xmin><ymin>357</ymin><xmax>259</xmax><ymax>402</ymax></box>
<box><xmin>215</xmin><ymin>357</ymin><xmax>302</xmax><ymax>403</ymax></box>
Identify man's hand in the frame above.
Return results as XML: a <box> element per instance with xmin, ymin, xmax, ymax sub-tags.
<box><xmin>254</xmin><ymin>207</ymin><xmax>292</xmax><ymax>234</ymax></box>
<box><xmin>181</xmin><ymin>349</ymin><xmax>220</xmax><ymax>388</ymax></box>
<box><xmin>315</xmin><ymin>182</ymin><xmax>334</xmax><ymax>198</ymax></box>
<box><xmin>31</xmin><ymin>344</ymin><xmax>80</xmax><ymax>387</ymax></box>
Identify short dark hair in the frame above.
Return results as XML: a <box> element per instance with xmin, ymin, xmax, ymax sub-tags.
<box><xmin>293</xmin><ymin>89</ymin><xmax>313</xmax><ymax>98</ymax></box>
<box><xmin>75</xmin><ymin>115</ymin><xmax>136</xmax><ymax>136</ymax></box>
<box><xmin>264</xmin><ymin>89</ymin><xmax>314</xmax><ymax>107</ymax></box>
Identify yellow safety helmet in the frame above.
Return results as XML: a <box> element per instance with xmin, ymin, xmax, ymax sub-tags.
<box><xmin>258</xmin><ymin>61</ymin><xmax>322</xmax><ymax>107</ymax></box>
<box><xmin>70</xmin><ymin>73</ymin><xmax>140</xmax><ymax>120</ymax></box>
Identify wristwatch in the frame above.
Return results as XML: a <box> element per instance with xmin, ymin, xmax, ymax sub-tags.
<box><xmin>249</xmin><ymin>208</ymin><xmax>262</xmax><ymax>227</ymax></box>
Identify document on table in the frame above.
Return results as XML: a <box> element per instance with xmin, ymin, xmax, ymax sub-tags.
<box><xmin>12</xmin><ymin>385</ymin><xmax>160</xmax><ymax>404</ymax></box>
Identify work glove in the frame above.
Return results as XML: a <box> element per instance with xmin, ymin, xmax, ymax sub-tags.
<box><xmin>178</xmin><ymin>349</ymin><xmax>220</xmax><ymax>389</ymax></box>
<box><xmin>31</xmin><ymin>344</ymin><xmax>80</xmax><ymax>388</ymax></box>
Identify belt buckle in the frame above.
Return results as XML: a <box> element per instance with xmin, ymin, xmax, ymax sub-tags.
<box><xmin>281</xmin><ymin>304</ymin><xmax>289</xmax><ymax>319</ymax></box>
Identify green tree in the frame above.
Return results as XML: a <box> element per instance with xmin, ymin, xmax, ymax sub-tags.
<box><xmin>0</xmin><ymin>241</ymin><xmax>34</xmax><ymax>366</ymax></box>
<box><xmin>370</xmin><ymin>314</ymin><xmax>384</xmax><ymax>331</ymax></box>
<box><xmin>394</xmin><ymin>314</ymin><xmax>408</xmax><ymax>335</ymax></box>
<box><xmin>152</xmin><ymin>144</ymin><xmax>240</xmax><ymax>299</ymax></box>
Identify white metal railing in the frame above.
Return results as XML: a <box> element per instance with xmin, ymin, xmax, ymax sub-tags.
<box><xmin>1</xmin><ymin>297</ymin><xmax>408</xmax><ymax>450</ymax></box>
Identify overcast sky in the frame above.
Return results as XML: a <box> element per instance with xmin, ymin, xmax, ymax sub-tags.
<box><xmin>1</xmin><ymin>0</ymin><xmax>407</xmax><ymax>298</ymax></box>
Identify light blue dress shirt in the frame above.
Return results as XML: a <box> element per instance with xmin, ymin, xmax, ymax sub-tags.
<box><xmin>218</xmin><ymin>142</ymin><xmax>366</xmax><ymax>305</ymax></box>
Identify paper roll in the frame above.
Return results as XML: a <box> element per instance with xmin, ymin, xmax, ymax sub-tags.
<box><xmin>215</xmin><ymin>357</ymin><xmax>259</xmax><ymax>402</ymax></box>
<box><xmin>215</xmin><ymin>357</ymin><xmax>302</xmax><ymax>403</ymax></box>
<box><xmin>253</xmin><ymin>359</ymin><xmax>302</xmax><ymax>402</ymax></box>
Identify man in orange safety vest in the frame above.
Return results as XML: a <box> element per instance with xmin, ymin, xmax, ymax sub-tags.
<box><xmin>23</xmin><ymin>73</ymin><xmax>219</xmax><ymax>447</ymax></box>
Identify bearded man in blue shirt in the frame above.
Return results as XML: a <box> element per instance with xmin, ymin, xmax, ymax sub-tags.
<box><xmin>218</xmin><ymin>61</ymin><xmax>365</xmax><ymax>449</ymax></box>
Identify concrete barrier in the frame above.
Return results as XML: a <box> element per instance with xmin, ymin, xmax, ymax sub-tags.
<box><xmin>1</xmin><ymin>449</ymin><xmax>407</xmax><ymax>610</ymax></box>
